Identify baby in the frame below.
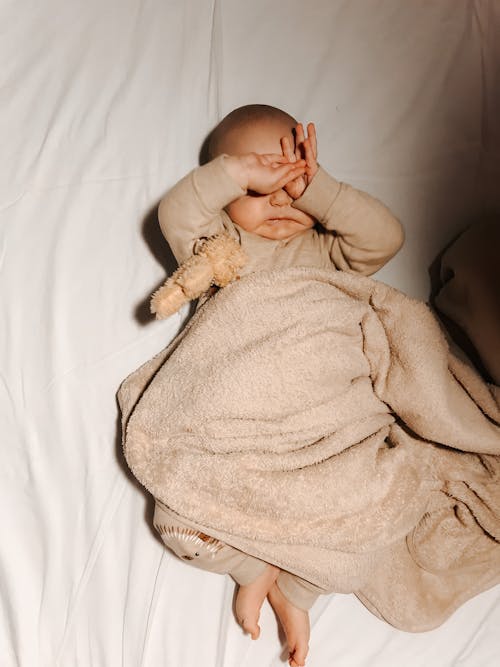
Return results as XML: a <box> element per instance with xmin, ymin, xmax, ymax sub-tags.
<box><xmin>153</xmin><ymin>104</ymin><xmax>404</xmax><ymax>666</ymax></box>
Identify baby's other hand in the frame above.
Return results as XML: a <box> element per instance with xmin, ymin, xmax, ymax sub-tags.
<box><xmin>267</xmin><ymin>581</ymin><xmax>310</xmax><ymax>667</ymax></box>
<box><xmin>224</xmin><ymin>153</ymin><xmax>306</xmax><ymax>194</ymax></box>
<box><xmin>235</xmin><ymin>563</ymin><xmax>280</xmax><ymax>640</ymax></box>
<box><xmin>281</xmin><ymin>122</ymin><xmax>318</xmax><ymax>200</ymax></box>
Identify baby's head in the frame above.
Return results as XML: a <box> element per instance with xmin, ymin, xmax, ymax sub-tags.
<box><xmin>207</xmin><ymin>104</ymin><xmax>297</xmax><ymax>160</ymax></box>
<box><xmin>205</xmin><ymin>104</ymin><xmax>316</xmax><ymax>241</ymax></box>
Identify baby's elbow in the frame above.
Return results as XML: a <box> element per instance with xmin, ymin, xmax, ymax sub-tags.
<box><xmin>390</xmin><ymin>218</ymin><xmax>405</xmax><ymax>256</ymax></box>
<box><xmin>378</xmin><ymin>216</ymin><xmax>405</xmax><ymax>264</ymax></box>
<box><xmin>359</xmin><ymin>222</ymin><xmax>404</xmax><ymax>276</ymax></box>
<box><xmin>157</xmin><ymin>195</ymin><xmax>173</xmax><ymax>232</ymax></box>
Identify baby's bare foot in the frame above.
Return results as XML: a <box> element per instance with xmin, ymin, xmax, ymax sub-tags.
<box><xmin>267</xmin><ymin>582</ymin><xmax>310</xmax><ymax>666</ymax></box>
<box><xmin>235</xmin><ymin>564</ymin><xmax>280</xmax><ymax>639</ymax></box>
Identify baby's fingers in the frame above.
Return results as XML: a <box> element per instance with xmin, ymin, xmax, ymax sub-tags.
<box><xmin>260</xmin><ymin>153</ymin><xmax>290</xmax><ymax>166</ymax></box>
<box><xmin>303</xmin><ymin>137</ymin><xmax>315</xmax><ymax>166</ymax></box>
<box><xmin>295</xmin><ymin>123</ymin><xmax>305</xmax><ymax>148</ymax></box>
<box><xmin>281</xmin><ymin>136</ymin><xmax>296</xmax><ymax>162</ymax></box>
<box><xmin>272</xmin><ymin>160</ymin><xmax>305</xmax><ymax>176</ymax></box>
<box><xmin>273</xmin><ymin>162</ymin><xmax>306</xmax><ymax>189</ymax></box>
<box><xmin>306</xmin><ymin>123</ymin><xmax>317</xmax><ymax>159</ymax></box>
<box><xmin>303</xmin><ymin>132</ymin><xmax>318</xmax><ymax>181</ymax></box>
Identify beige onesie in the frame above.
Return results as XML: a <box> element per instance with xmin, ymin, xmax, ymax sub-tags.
<box><xmin>153</xmin><ymin>154</ymin><xmax>404</xmax><ymax>611</ymax></box>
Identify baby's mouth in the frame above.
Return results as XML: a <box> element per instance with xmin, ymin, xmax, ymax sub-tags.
<box><xmin>267</xmin><ymin>213</ymin><xmax>297</xmax><ymax>222</ymax></box>
<box><xmin>267</xmin><ymin>217</ymin><xmax>302</xmax><ymax>225</ymax></box>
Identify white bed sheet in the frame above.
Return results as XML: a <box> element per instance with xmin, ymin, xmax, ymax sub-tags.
<box><xmin>1</xmin><ymin>1</ymin><xmax>499</xmax><ymax>665</ymax></box>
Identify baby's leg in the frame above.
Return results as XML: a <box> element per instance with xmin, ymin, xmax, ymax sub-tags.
<box><xmin>267</xmin><ymin>582</ymin><xmax>310</xmax><ymax>667</ymax></box>
<box><xmin>235</xmin><ymin>563</ymin><xmax>280</xmax><ymax>639</ymax></box>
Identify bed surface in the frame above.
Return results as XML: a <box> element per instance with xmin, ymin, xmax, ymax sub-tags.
<box><xmin>2</xmin><ymin>1</ymin><xmax>499</xmax><ymax>665</ymax></box>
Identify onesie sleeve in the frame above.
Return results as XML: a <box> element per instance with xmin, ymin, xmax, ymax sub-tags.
<box><xmin>153</xmin><ymin>500</ymin><xmax>267</xmax><ymax>585</ymax></box>
<box><xmin>292</xmin><ymin>166</ymin><xmax>404</xmax><ymax>275</ymax></box>
<box><xmin>158</xmin><ymin>155</ymin><xmax>245</xmax><ymax>265</ymax></box>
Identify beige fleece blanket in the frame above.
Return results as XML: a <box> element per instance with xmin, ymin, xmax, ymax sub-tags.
<box><xmin>118</xmin><ymin>267</ymin><xmax>500</xmax><ymax>631</ymax></box>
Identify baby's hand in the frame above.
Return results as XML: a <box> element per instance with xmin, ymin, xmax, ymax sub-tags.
<box><xmin>267</xmin><ymin>582</ymin><xmax>310</xmax><ymax>667</ymax></box>
<box><xmin>224</xmin><ymin>153</ymin><xmax>306</xmax><ymax>194</ymax></box>
<box><xmin>235</xmin><ymin>563</ymin><xmax>280</xmax><ymax>639</ymax></box>
<box><xmin>281</xmin><ymin>122</ymin><xmax>318</xmax><ymax>200</ymax></box>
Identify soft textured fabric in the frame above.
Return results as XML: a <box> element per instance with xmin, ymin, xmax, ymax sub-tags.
<box><xmin>147</xmin><ymin>150</ymin><xmax>405</xmax><ymax>610</ymax></box>
<box><xmin>118</xmin><ymin>266</ymin><xmax>500</xmax><ymax>632</ymax></box>
<box><xmin>5</xmin><ymin>2</ymin><xmax>500</xmax><ymax>664</ymax></box>
<box><xmin>153</xmin><ymin>499</ymin><xmax>267</xmax><ymax>585</ymax></box>
<box><xmin>153</xmin><ymin>498</ymin><xmax>325</xmax><ymax>610</ymax></box>
<box><xmin>152</xmin><ymin>499</ymin><xmax>265</xmax><ymax>583</ymax></box>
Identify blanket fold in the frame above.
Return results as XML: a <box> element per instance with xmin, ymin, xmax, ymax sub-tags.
<box><xmin>118</xmin><ymin>267</ymin><xmax>500</xmax><ymax>631</ymax></box>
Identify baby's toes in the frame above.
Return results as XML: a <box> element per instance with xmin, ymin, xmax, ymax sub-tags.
<box><xmin>289</xmin><ymin>642</ymin><xmax>308</xmax><ymax>667</ymax></box>
<box><xmin>242</xmin><ymin>619</ymin><xmax>260</xmax><ymax>640</ymax></box>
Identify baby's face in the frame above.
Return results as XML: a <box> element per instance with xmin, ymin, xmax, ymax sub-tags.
<box><xmin>222</xmin><ymin>119</ymin><xmax>316</xmax><ymax>241</ymax></box>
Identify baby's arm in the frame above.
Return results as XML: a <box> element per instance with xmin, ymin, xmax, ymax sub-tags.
<box><xmin>158</xmin><ymin>157</ymin><xmax>245</xmax><ymax>265</ymax></box>
<box><xmin>158</xmin><ymin>155</ymin><xmax>305</xmax><ymax>265</ymax></box>
<box><xmin>295</xmin><ymin>167</ymin><xmax>404</xmax><ymax>275</ymax></box>
<box><xmin>283</xmin><ymin>123</ymin><xmax>404</xmax><ymax>275</ymax></box>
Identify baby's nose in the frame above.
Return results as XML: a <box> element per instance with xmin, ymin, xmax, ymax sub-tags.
<box><xmin>269</xmin><ymin>189</ymin><xmax>292</xmax><ymax>206</ymax></box>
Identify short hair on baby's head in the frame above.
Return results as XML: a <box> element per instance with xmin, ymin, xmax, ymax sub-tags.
<box><xmin>201</xmin><ymin>104</ymin><xmax>297</xmax><ymax>163</ymax></box>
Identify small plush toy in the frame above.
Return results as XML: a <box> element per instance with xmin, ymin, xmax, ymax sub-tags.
<box><xmin>150</xmin><ymin>232</ymin><xmax>248</xmax><ymax>319</ymax></box>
